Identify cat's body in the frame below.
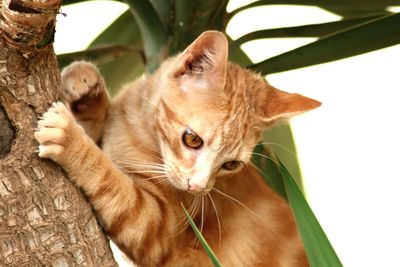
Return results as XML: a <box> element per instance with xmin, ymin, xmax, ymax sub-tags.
<box><xmin>35</xmin><ymin>31</ymin><xmax>320</xmax><ymax>266</ymax></box>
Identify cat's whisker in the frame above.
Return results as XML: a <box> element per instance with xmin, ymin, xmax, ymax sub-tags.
<box><xmin>117</xmin><ymin>164</ymin><xmax>166</xmax><ymax>174</ymax></box>
<box><xmin>125</xmin><ymin>170</ymin><xmax>167</xmax><ymax>175</ymax></box>
<box><xmin>187</xmin><ymin>197</ymin><xmax>200</xmax><ymax>225</ymax></box>
<box><xmin>138</xmin><ymin>174</ymin><xmax>168</xmax><ymax>181</ymax></box>
<box><xmin>247</xmin><ymin>162</ymin><xmax>268</xmax><ymax>180</ymax></box>
<box><xmin>140</xmin><ymin>143</ymin><xmax>162</xmax><ymax>154</ymax></box>
<box><xmin>187</xmin><ymin>196</ymin><xmax>201</xmax><ymax>232</ymax></box>
<box><xmin>115</xmin><ymin>159</ymin><xmax>166</xmax><ymax>170</ymax></box>
<box><xmin>215</xmin><ymin>143</ymin><xmax>227</xmax><ymax>155</ymax></box>
<box><xmin>138</xmin><ymin>176</ymin><xmax>170</xmax><ymax>185</ymax></box>
<box><xmin>189</xmin><ymin>197</ymin><xmax>201</xmax><ymax>229</ymax></box>
<box><xmin>114</xmin><ymin>157</ymin><xmax>164</xmax><ymax>165</ymax></box>
<box><xmin>246</xmin><ymin>159</ymin><xmax>286</xmax><ymax>185</ymax></box>
<box><xmin>125</xmin><ymin>164</ymin><xmax>166</xmax><ymax>171</ymax></box>
<box><xmin>249</xmin><ymin>152</ymin><xmax>280</xmax><ymax>167</ymax></box>
<box><xmin>213</xmin><ymin>144</ymin><xmax>229</xmax><ymax>166</ymax></box>
<box><xmin>207</xmin><ymin>143</ymin><xmax>230</xmax><ymax>168</ymax></box>
<box><xmin>248</xmin><ymin>142</ymin><xmax>296</xmax><ymax>156</ymax></box>
<box><xmin>192</xmin><ymin>195</ymin><xmax>209</xmax><ymax>248</ymax></box>
<box><xmin>131</xmin><ymin>90</ymin><xmax>161</xmax><ymax>112</ymax></box>
<box><xmin>132</xmin><ymin>169</ymin><xmax>167</xmax><ymax>176</ymax></box>
<box><xmin>114</xmin><ymin>157</ymin><xmax>161</xmax><ymax>163</ymax></box>
<box><xmin>172</xmin><ymin>197</ymin><xmax>201</xmax><ymax>239</ymax></box>
<box><xmin>171</xmin><ymin>199</ymin><xmax>196</xmax><ymax>231</ymax></box>
<box><xmin>208</xmin><ymin>193</ymin><xmax>222</xmax><ymax>247</ymax></box>
<box><xmin>214</xmin><ymin>139</ymin><xmax>242</xmax><ymax>167</ymax></box>
<box><xmin>154</xmin><ymin>179</ymin><xmax>172</xmax><ymax>186</ymax></box>
<box><xmin>212</xmin><ymin>188</ymin><xmax>264</xmax><ymax>220</ymax></box>
<box><xmin>141</xmin><ymin>174</ymin><xmax>170</xmax><ymax>186</ymax></box>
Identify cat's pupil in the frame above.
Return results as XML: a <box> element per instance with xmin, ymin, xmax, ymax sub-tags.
<box><xmin>182</xmin><ymin>128</ymin><xmax>203</xmax><ymax>149</ymax></box>
<box><xmin>222</xmin><ymin>160</ymin><xmax>241</xmax><ymax>171</ymax></box>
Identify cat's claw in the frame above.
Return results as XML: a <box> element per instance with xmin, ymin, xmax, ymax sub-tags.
<box><xmin>34</xmin><ymin>102</ymin><xmax>83</xmax><ymax>163</ymax></box>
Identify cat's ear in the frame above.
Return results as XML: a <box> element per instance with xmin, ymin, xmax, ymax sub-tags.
<box><xmin>263</xmin><ymin>86</ymin><xmax>321</xmax><ymax>121</ymax></box>
<box><xmin>173</xmin><ymin>31</ymin><xmax>228</xmax><ymax>90</ymax></box>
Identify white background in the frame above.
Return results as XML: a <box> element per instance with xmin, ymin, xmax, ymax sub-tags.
<box><xmin>55</xmin><ymin>1</ymin><xmax>400</xmax><ymax>266</ymax></box>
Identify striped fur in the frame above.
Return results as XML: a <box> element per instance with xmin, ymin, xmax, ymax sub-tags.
<box><xmin>35</xmin><ymin>31</ymin><xmax>320</xmax><ymax>266</ymax></box>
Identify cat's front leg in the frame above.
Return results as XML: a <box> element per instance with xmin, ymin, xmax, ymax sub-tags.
<box><xmin>34</xmin><ymin>103</ymin><xmax>176</xmax><ymax>266</ymax></box>
<box><xmin>61</xmin><ymin>61</ymin><xmax>110</xmax><ymax>143</ymax></box>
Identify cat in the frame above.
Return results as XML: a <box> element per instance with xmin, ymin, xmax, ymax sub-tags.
<box><xmin>34</xmin><ymin>31</ymin><xmax>320</xmax><ymax>266</ymax></box>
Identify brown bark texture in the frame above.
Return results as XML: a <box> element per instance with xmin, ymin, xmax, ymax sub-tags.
<box><xmin>0</xmin><ymin>0</ymin><xmax>117</xmax><ymax>266</ymax></box>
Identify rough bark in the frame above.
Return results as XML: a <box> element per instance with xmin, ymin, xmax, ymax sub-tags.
<box><xmin>0</xmin><ymin>0</ymin><xmax>117</xmax><ymax>266</ymax></box>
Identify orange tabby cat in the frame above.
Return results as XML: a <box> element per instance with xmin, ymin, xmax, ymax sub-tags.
<box><xmin>35</xmin><ymin>31</ymin><xmax>320</xmax><ymax>266</ymax></box>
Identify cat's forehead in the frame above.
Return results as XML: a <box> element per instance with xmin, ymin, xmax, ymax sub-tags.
<box><xmin>184</xmin><ymin>102</ymin><xmax>258</xmax><ymax>147</ymax></box>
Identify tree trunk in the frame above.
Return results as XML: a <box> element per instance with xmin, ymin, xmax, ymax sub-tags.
<box><xmin>0</xmin><ymin>0</ymin><xmax>117</xmax><ymax>266</ymax></box>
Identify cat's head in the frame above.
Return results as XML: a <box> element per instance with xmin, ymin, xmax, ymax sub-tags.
<box><xmin>156</xmin><ymin>31</ymin><xmax>320</xmax><ymax>195</ymax></box>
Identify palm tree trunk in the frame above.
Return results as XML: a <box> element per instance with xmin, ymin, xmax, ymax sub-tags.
<box><xmin>0</xmin><ymin>0</ymin><xmax>117</xmax><ymax>265</ymax></box>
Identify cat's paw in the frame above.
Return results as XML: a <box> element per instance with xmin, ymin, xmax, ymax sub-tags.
<box><xmin>61</xmin><ymin>61</ymin><xmax>109</xmax><ymax>120</ymax></box>
<box><xmin>34</xmin><ymin>102</ymin><xmax>84</xmax><ymax>163</ymax></box>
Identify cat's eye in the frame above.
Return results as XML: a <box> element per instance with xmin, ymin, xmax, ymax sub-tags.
<box><xmin>182</xmin><ymin>128</ymin><xmax>203</xmax><ymax>149</ymax></box>
<box><xmin>222</xmin><ymin>160</ymin><xmax>242</xmax><ymax>171</ymax></box>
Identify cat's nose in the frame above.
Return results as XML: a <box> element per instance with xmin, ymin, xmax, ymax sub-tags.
<box><xmin>188</xmin><ymin>181</ymin><xmax>205</xmax><ymax>192</ymax></box>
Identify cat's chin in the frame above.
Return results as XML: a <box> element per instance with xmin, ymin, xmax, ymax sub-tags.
<box><xmin>187</xmin><ymin>188</ymin><xmax>212</xmax><ymax>196</ymax></box>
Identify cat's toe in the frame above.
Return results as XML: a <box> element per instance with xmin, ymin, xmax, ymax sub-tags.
<box><xmin>37</xmin><ymin>144</ymin><xmax>64</xmax><ymax>160</ymax></box>
<box><xmin>34</xmin><ymin>126</ymin><xmax>66</xmax><ymax>161</ymax></box>
<box><xmin>34</xmin><ymin>127</ymin><xmax>67</xmax><ymax>145</ymax></box>
<box><xmin>38</xmin><ymin>102</ymin><xmax>72</xmax><ymax>130</ymax></box>
<box><xmin>61</xmin><ymin>61</ymin><xmax>105</xmax><ymax>103</ymax></box>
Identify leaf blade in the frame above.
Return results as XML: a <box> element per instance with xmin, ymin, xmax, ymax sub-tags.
<box><xmin>278</xmin><ymin>160</ymin><xmax>343</xmax><ymax>267</ymax></box>
<box><xmin>123</xmin><ymin>0</ymin><xmax>169</xmax><ymax>71</ymax></box>
<box><xmin>181</xmin><ymin>203</ymin><xmax>222</xmax><ymax>267</ymax></box>
<box><xmin>232</xmin><ymin>15</ymin><xmax>382</xmax><ymax>46</ymax></box>
<box><xmin>229</xmin><ymin>0</ymin><xmax>400</xmax><ymax>17</ymax></box>
<box><xmin>87</xmin><ymin>10</ymin><xmax>144</xmax><ymax>93</ymax></box>
<box><xmin>57</xmin><ymin>44</ymin><xmax>143</xmax><ymax>68</ymax></box>
<box><xmin>249</xmin><ymin>13</ymin><xmax>400</xmax><ymax>75</ymax></box>
<box><xmin>252</xmin><ymin>144</ymin><xmax>287</xmax><ymax>199</ymax></box>
<box><xmin>148</xmin><ymin>0</ymin><xmax>171</xmax><ymax>27</ymax></box>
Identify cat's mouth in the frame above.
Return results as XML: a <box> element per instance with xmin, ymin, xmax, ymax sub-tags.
<box><xmin>187</xmin><ymin>181</ymin><xmax>212</xmax><ymax>195</ymax></box>
<box><xmin>168</xmin><ymin>175</ymin><xmax>212</xmax><ymax>195</ymax></box>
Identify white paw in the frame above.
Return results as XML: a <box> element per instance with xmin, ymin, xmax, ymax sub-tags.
<box><xmin>34</xmin><ymin>102</ymin><xmax>81</xmax><ymax>162</ymax></box>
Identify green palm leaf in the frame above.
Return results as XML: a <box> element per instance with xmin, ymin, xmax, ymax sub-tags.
<box><xmin>252</xmin><ymin>144</ymin><xmax>287</xmax><ymax>199</ymax></box>
<box><xmin>249</xmin><ymin>13</ymin><xmax>400</xmax><ymax>75</ymax></box>
<box><xmin>148</xmin><ymin>0</ymin><xmax>171</xmax><ymax>27</ymax></box>
<box><xmin>278</xmin><ymin>159</ymin><xmax>343</xmax><ymax>267</ymax></box>
<box><xmin>57</xmin><ymin>44</ymin><xmax>143</xmax><ymax>68</ymax></box>
<box><xmin>229</xmin><ymin>0</ymin><xmax>400</xmax><ymax>17</ymax></box>
<box><xmin>123</xmin><ymin>0</ymin><xmax>169</xmax><ymax>71</ymax></box>
<box><xmin>88</xmin><ymin>10</ymin><xmax>143</xmax><ymax>93</ymax></box>
<box><xmin>232</xmin><ymin>15</ymin><xmax>382</xmax><ymax>47</ymax></box>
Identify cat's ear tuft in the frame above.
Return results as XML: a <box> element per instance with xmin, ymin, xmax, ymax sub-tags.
<box><xmin>263</xmin><ymin>86</ymin><xmax>321</xmax><ymax>121</ymax></box>
<box><xmin>173</xmin><ymin>31</ymin><xmax>228</xmax><ymax>89</ymax></box>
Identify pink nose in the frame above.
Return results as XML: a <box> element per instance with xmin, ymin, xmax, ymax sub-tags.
<box><xmin>188</xmin><ymin>182</ymin><xmax>205</xmax><ymax>192</ymax></box>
